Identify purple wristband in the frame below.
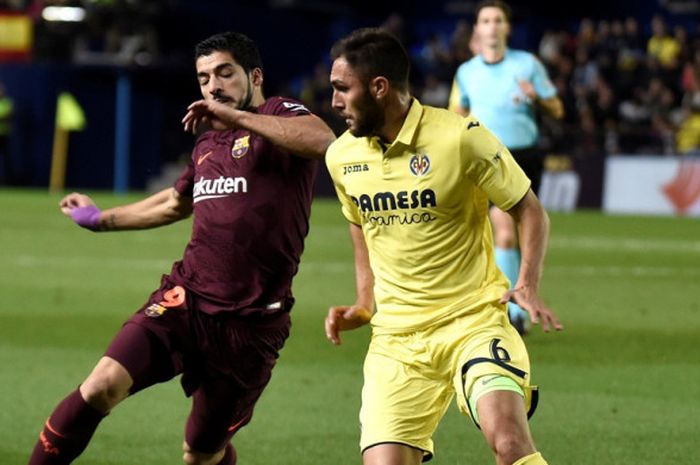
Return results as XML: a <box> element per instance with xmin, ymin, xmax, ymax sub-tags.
<box><xmin>70</xmin><ymin>205</ymin><xmax>102</xmax><ymax>231</ymax></box>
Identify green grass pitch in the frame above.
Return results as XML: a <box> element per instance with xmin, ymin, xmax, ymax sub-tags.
<box><xmin>0</xmin><ymin>188</ymin><xmax>698</xmax><ymax>464</ymax></box>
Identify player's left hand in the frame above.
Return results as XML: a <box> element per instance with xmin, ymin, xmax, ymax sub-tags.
<box><xmin>182</xmin><ymin>100</ymin><xmax>240</xmax><ymax>133</ymax></box>
<box><xmin>516</xmin><ymin>80</ymin><xmax>537</xmax><ymax>102</ymax></box>
<box><xmin>500</xmin><ymin>285</ymin><xmax>563</xmax><ymax>332</ymax></box>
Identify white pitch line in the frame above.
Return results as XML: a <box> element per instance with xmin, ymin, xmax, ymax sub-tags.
<box><xmin>9</xmin><ymin>255</ymin><xmax>172</xmax><ymax>271</ymax></box>
<box><xmin>549</xmin><ymin>236</ymin><xmax>700</xmax><ymax>254</ymax></box>
<box><xmin>4</xmin><ymin>255</ymin><xmax>698</xmax><ymax>278</ymax></box>
<box><xmin>5</xmin><ymin>254</ymin><xmax>354</xmax><ymax>274</ymax></box>
<box><xmin>546</xmin><ymin>265</ymin><xmax>700</xmax><ymax>277</ymax></box>
<box><xmin>298</xmin><ymin>262</ymin><xmax>353</xmax><ymax>273</ymax></box>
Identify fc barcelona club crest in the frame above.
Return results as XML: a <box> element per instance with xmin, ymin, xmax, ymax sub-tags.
<box><xmin>231</xmin><ymin>135</ymin><xmax>250</xmax><ymax>159</ymax></box>
<box><xmin>409</xmin><ymin>153</ymin><xmax>431</xmax><ymax>176</ymax></box>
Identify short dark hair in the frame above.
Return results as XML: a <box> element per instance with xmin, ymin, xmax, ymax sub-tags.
<box><xmin>475</xmin><ymin>0</ymin><xmax>512</xmax><ymax>23</ymax></box>
<box><xmin>330</xmin><ymin>27</ymin><xmax>410</xmax><ymax>90</ymax></box>
<box><xmin>195</xmin><ymin>31</ymin><xmax>263</xmax><ymax>73</ymax></box>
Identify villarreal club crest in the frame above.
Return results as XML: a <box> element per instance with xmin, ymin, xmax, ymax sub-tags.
<box><xmin>410</xmin><ymin>153</ymin><xmax>431</xmax><ymax>176</ymax></box>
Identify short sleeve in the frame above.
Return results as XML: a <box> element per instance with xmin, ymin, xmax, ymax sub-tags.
<box><xmin>173</xmin><ymin>159</ymin><xmax>195</xmax><ymax>197</ymax></box>
<box><xmin>334</xmin><ymin>183</ymin><xmax>362</xmax><ymax>224</ymax></box>
<box><xmin>531</xmin><ymin>57</ymin><xmax>557</xmax><ymax>100</ymax></box>
<box><xmin>448</xmin><ymin>78</ymin><xmax>469</xmax><ymax>112</ymax></box>
<box><xmin>461</xmin><ymin>116</ymin><xmax>530</xmax><ymax>211</ymax></box>
<box><xmin>449</xmin><ymin>64</ymin><xmax>471</xmax><ymax>112</ymax></box>
<box><xmin>325</xmin><ymin>144</ymin><xmax>362</xmax><ymax>225</ymax></box>
<box><xmin>267</xmin><ymin>97</ymin><xmax>312</xmax><ymax>117</ymax></box>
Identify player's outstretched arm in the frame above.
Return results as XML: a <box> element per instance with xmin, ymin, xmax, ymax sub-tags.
<box><xmin>325</xmin><ymin>223</ymin><xmax>374</xmax><ymax>345</ymax></box>
<box><xmin>182</xmin><ymin>99</ymin><xmax>335</xmax><ymax>160</ymax></box>
<box><xmin>516</xmin><ymin>80</ymin><xmax>564</xmax><ymax>120</ymax></box>
<box><xmin>537</xmin><ymin>96</ymin><xmax>564</xmax><ymax>120</ymax></box>
<box><xmin>59</xmin><ymin>188</ymin><xmax>192</xmax><ymax>232</ymax></box>
<box><xmin>503</xmin><ymin>190</ymin><xmax>563</xmax><ymax>332</ymax></box>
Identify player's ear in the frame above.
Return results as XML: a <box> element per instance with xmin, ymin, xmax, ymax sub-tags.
<box><xmin>250</xmin><ymin>68</ymin><xmax>263</xmax><ymax>87</ymax></box>
<box><xmin>370</xmin><ymin>76</ymin><xmax>389</xmax><ymax>100</ymax></box>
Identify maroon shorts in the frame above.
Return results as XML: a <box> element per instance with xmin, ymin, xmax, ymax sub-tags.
<box><xmin>104</xmin><ymin>275</ymin><xmax>291</xmax><ymax>453</ymax></box>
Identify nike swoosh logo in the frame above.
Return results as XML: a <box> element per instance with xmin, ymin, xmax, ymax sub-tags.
<box><xmin>481</xmin><ymin>375</ymin><xmax>500</xmax><ymax>386</ymax></box>
<box><xmin>197</xmin><ymin>151</ymin><xmax>213</xmax><ymax>165</ymax></box>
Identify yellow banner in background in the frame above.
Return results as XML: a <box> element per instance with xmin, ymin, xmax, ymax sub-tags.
<box><xmin>0</xmin><ymin>14</ymin><xmax>32</xmax><ymax>52</ymax></box>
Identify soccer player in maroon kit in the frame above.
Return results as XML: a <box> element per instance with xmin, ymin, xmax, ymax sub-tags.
<box><xmin>28</xmin><ymin>32</ymin><xmax>335</xmax><ymax>465</ymax></box>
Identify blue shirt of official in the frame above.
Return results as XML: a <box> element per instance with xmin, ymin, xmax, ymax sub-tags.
<box><xmin>451</xmin><ymin>48</ymin><xmax>557</xmax><ymax>150</ymax></box>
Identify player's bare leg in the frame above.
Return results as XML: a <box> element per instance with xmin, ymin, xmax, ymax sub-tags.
<box><xmin>79</xmin><ymin>356</ymin><xmax>133</xmax><ymax>412</ymax></box>
<box><xmin>362</xmin><ymin>443</ymin><xmax>423</xmax><ymax>465</ymax></box>
<box><xmin>477</xmin><ymin>390</ymin><xmax>541</xmax><ymax>465</ymax></box>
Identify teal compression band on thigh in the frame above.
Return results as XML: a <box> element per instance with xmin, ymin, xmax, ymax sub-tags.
<box><xmin>468</xmin><ymin>375</ymin><xmax>524</xmax><ymax>424</ymax></box>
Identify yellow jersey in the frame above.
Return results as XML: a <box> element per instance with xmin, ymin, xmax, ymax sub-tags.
<box><xmin>326</xmin><ymin>99</ymin><xmax>530</xmax><ymax>333</ymax></box>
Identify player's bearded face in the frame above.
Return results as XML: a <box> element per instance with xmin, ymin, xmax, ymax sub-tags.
<box><xmin>330</xmin><ymin>57</ymin><xmax>384</xmax><ymax>137</ymax></box>
<box><xmin>348</xmin><ymin>85</ymin><xmax>385</xmax><ymax>137</ymax></box>
<box><xmin>196</xmin><ymin>51</ymin><xmax>255</xmax><ymax>111</ymax></box>
<box><xmin>211</xmin><ymin>76</ymin><xmax>253</xmax><ymax>111</ymax></box>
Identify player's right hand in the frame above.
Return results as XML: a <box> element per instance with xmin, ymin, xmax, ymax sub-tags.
<box><xmin>182</xmin><ymin>99</ymin><xmax>238</xmax><ymax>133</ymax></box>
<box><xmin>500</xmin><ymin>285</ymin><xmax>563</xmax><ymax>333</ymax></box>
<box><xmin>59</xmin><ymin>192</ymin><xmax>96</xmax><ymax>216</ymax></box>
<box><xmin>59</xmin><ymin>193</ymin><xmax>103</xmax><ymax>231</ymax></box>
<box><xmin>325</xmin><ymin>305</ymin><xmax>372</xmax><ymax>345</ymax></box>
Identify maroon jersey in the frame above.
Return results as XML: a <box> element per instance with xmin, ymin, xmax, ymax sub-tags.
<box><xmin>170</xmin><ymin>97</ymin><xmax>317</xmax><ymax>315</ymax></box>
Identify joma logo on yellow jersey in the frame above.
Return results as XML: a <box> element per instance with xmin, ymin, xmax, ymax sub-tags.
<box><xmin>351</xmin><ymin>189</ymin><xmax>437</xmax><ymax>212</ymax></box>
<box><xmin>343</xmin><ymin>163</ymin><xmax>369</xmax><ymax>175</ymax></box>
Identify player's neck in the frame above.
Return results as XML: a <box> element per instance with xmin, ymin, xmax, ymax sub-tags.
<box><xmin>481</xmin><ymin>45</ymin><xmax>506</xmax><ymax>64</ymax></box>
<box><xmin>249</xmin><ymin>89</ymin><xmax>266</xmax><ymax>108</ymax></box>
<box><xmin>376</xmin><ymin>92</ymin><xmax>412</xmax><ymax>144</ymax></box>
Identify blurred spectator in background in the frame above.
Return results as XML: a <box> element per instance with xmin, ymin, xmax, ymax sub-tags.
<box><xmin>647</xmin><ymin>14</ymin><xmax>683</xmax><ymax>91</ymax></box>
<box><xmin>72</xmin><ymin>1</ymin><xmax>160</xmax><ymax>66</ymax></box>
<box><xmin>646</xmin><ymin>77</ymin><xmax>678</xmax><ymax>153</ymax></box>
<box><xmin>299</xmin><ymin>62</ymin><xmax>345</xmax><ymax>134</ymax></box>
<box><xmin>420</xmin><ymin>73</ymin><xmax>450</xmax><ymax>107</ymax></box>
<box><xmin>647</xmin><ymin>15</ymin><xmax>681</xmax><ymax>70</ymax></box>
<box><xmin>0</xmin><ymin>82</ymin><xmax>14</xmax><ymax>185</ymax></box>
<box><xmin>571</xmin><ymin>47</ymin><xmax>599</xmax><ymax>94</ymax></box>
<box><xmin>449</xmin><ymin>19</ymin><xmax>475</xmax><ymax>64</ymax></box>
<box><xmin>575</xmin><ymin>18</ymin><xmax>597</xmax><ymax>53</ymax></box>
<box><xmin>416</xmin><ymin>33</ymin><xmax>453</xmax><ymax>81</ymax></box>
<box><xmin>623</xmin><ymin>16</ymin><xmax>646</xmax><ymax>57</ymax></box>
<box><xmin>381</xmin><ymin>12</ymin><xmax>410</xmax><ymax>46</ymax></box>
<box><xmin>619</xmin><ymin>86</ymin><xmax>653</xmax><ymax>148</ymax></box>
<box><xmin>615</xmin><ymin>18</ymin><xmax>646</xmax><ymax>98</ymax></box>
<box><xmin>676</xmin><ymin>75</ymin><xmax>700</xmax><ymax>153</ymax></box>
<box><xmin>447</xmin><ymin>0</ymin><xmax>564</xmax><ymax>334</ymax></box>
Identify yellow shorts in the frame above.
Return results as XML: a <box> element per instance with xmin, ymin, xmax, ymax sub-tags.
<box><xmin>359</xmin><ymin>302</ymin><xmax>538</xmax><ymax>460</ymax></box>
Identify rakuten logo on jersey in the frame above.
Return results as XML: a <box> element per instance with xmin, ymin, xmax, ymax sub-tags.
<box><xmin>193</xmin><ymin>175</ymin><xmax>248</xmax><ymax>203</ymax></box>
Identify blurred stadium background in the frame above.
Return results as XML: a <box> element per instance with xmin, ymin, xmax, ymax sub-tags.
<box><xmin>1</xmin><ymin>1</ymin><xmax>699</xmax><ymax>464</ymax></box>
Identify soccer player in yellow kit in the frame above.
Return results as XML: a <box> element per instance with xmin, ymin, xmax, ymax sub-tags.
<box><xmin>324</xmin><ymin>28</ymin><xmax>562</xmax><ymax>465</ymax></box>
